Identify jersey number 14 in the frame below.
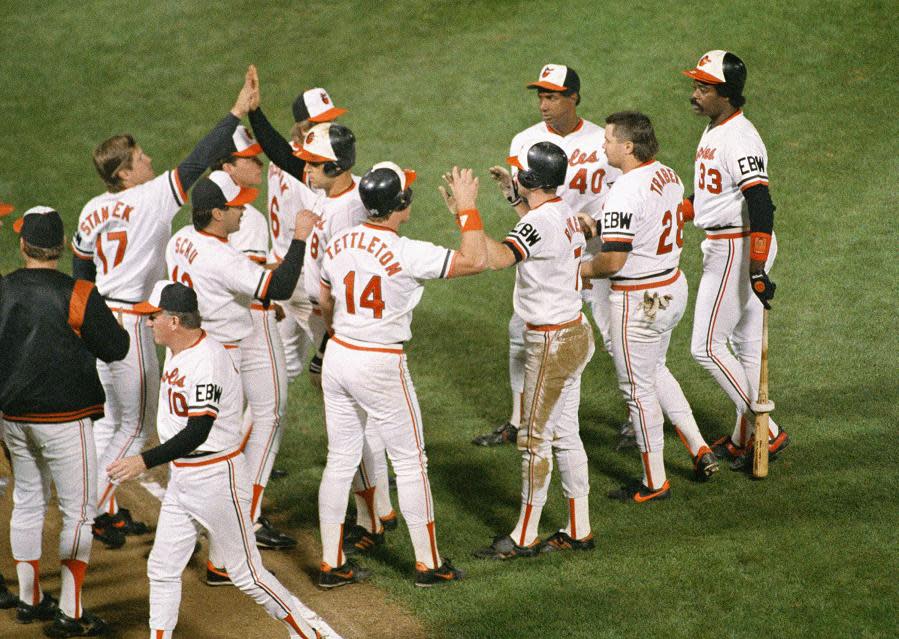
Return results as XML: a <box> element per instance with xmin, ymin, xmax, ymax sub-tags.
<box><xmin>344</xmin><ymin>271</ymin><xmax>385</xmax><ymax>318</ymax></box>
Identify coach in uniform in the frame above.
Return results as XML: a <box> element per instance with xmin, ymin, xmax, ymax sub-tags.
<box><xmin>1</xmin><ymin>207</ymin><xmax>129</xmax><ymax>636</ymax></box>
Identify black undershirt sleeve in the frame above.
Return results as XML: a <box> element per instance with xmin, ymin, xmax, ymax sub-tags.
<box><xmin>71</xmin><ymin>256</ymin><xmax>96</xmax><ymax>282</ymax></box>
<box><xmin>743</xmin><ymin>184</ymin><xmax>775</xmax><ymax>235</ymax></box>
<box><xmin>264</xmin><ymin>239</ymin><xmax>306</xmax><ymax>300</ymax></box>
<box><xmin>601</xmin><ymin>241</ymin><xmax>633</xmax><ymax>253</ymax></box>
<box><xmin>140</xmin><ymin>414</ymin><xmax>215</xmax><ymax>469</ymax></box>
<box><xmin>176</xmin><ymin>113</ymin><xmax>241</xmax><ymax>192</ymax></box>
<box><xmin>248</xmin><ymin>108</ymin><xmax>307</xmax><ymax>181</ymax></box>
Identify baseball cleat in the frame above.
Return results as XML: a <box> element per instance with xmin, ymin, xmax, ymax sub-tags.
<box><xmin>731</xmin><ymin>429</ymin><xmax>791</xmax><ymax>471</ymax></box>
<box><xmin>318</xmin><ymin>560</ymin><xmax>370</xmax><ymax>589</ymax></box>
<box><xmin>693</xmin><ymin>447</ymin><xmax>720</xmax><ymax>481</ymax></box>
<box><xmin>254</xmin><ymin>517</ymin><xmax>298</xmax><ymax>550</ymax></box>
<box><xmin>608</xmin><ymin>480</ymin><xmax>671</xmax><ymax>503</ymax></box>
<box><xmin>205</xmin><ymin>563</ymin><xmax>232</xmax><ymax>587</ymax></box>
<box><xmin>110</xmin><ymin>508</ymin><xmax>151</xmax><ymax>535</ymax></box>
<box><xmin>473</xmin><ymin>534</ymin><xmax>540</xmax><ymax>560</ymax></box>
<box><xmin>342</xmin><ymin>524</ymin><xmax>384</xmax><ymax>555</ymax></box>
<box><xmin>539</xmin><ymin>531</ymin><xmax>596</xmax><ymax>553</ymax></box>
<box><xmin>415</xmin><ymin>559</ymin><xmax>464</xmax><ymax>587</ymax></box>
<box><xmin>711</xmin><ymin>436</ymin><xmax>745</xmax><ymax>462</ymax></box>
<box><xmin>0</xmin><ymin>573</ymin><xmax>17</xmax><ymax>609</ymax></box>
<box><xmin>471</xmin><ymin>422</ymin><xmax>518</xmax><ymax>447</ymax></box>
<box><xmin>380</xmin><ymin>510</ymin><xmax>399</xmax><ymax>531</ymax></box>
<box><xmin>16</xmin><ymin>592</ymin><xmax>58</xmax><ymax>624</ymax></box>
<box><xmin>91</xmin><ymin>514</ymin><xmax>126</xmax><ymax>549</ymax></box>
<box><xmin>43</xmin><ymin>608</ymin><xmax>107</xmax><ymax>637</ymax></box>
<box><xmin>270</xmin><ymin>468</ymin><xmax>289</xmax><ymax>480</ymax></box>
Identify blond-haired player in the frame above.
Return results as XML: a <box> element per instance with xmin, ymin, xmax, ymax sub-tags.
<box><xmin>581</xmin><ymin>112</ymin><xmax>717</xmax><ymax>502</ymax></box>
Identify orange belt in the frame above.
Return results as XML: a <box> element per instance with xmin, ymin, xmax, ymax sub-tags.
<box><xmin>705</xmin><ymin>228</ymin><xmax>750</xmax><ymax>240</ymax></box>
<box><xmin>173</xmin><ymin>447</ymin><xmax>241</xmax><ymax>468</ymax></box>
<box><xmin>611</xmin><ymin>269</ymin><xmax>681</xmax><ymax>292</ymax></box>
<box><xmin>526</xmin><ymin>314</ymin><xmax>583</xmax><ymax>332</ymax></box>
<box><xmin>332</xmin><ymin>335</ymin><xmax>403</xmax><ymax>355</ymax></box>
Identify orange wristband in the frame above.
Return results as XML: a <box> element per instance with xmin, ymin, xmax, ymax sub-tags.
<box><xmin>681</xmin><ymin>198</ymin><xmax>695</xmax><ymax>222</ymax></box>
<box><xmin>749</xmin><ymin>232</ymin><xmax>771</xmax><ymax>262</ymax></box>
<box><xmin>456</xmin><ymin>208</ymin><xmax>483</xmax><ymax>232</ymax></box>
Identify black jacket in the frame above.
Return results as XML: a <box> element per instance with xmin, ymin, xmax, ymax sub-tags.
<box><xmin>0</xmin><ymin>268</ymin><xmax>129</xmax><ymax>423</ymax></box>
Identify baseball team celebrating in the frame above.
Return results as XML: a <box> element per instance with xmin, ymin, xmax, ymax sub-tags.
<box><xmin>0</xmin><ymin>49</ymin><xmax>789</xmax><ymax>637</ymax></box>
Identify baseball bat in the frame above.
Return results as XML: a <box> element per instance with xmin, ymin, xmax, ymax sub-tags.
<box><xmin>752</xmin><ymin>309</ymin><xmax>773</xmax><ymax>478</ymax></box>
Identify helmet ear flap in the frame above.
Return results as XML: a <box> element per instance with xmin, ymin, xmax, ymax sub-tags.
<box><xmin>516</xmin><ymin>169</ymin><xmax>542</xmax><ymax>191</ymax></box>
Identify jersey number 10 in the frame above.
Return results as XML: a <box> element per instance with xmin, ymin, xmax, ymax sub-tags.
<box><xmin>343</xmin><ymin>271</ymin><xmax>385</xmax><ymax>319</ymax></box>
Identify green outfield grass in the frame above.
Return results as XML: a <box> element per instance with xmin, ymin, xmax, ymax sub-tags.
<box><xmin>2</xmin><ymin>2</ymin><xmax>897</xmax><ymax>638</ymax></box>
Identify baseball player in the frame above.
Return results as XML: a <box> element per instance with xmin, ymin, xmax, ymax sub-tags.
<box><xmin>581</xmin><ymin>112</ymin><xmax>717</xmax><ymax>502</ymax></box>
<box><xmin>471</xmin><ymin>63</ymin><xmax>620</xmax><ymax>448</ymax></box>
<box><xmin>249</xmin><ymin>74</ymin><xmax>399</xmax><ymax>542</ymax></box>
<box><xmin>1</xmin><ymin>207</ymin><xmax>129</xmax><ymax>636</ymax></box>
<box><xmin>107</xmin><ymin>281</ymin><xmax>321</xmax><ymax>639</ymax></box>
<box><xmin>249</xmin><ymin>79</ymin><xmax>347</xmax><ymax>385</ymax></box>
<box><xmin>72</xmin><ymin>68</ymin><xmax>258</xmax><ymax>548</ymax></box>
<box><xmin>215</xmin><ymin>125</ymin><xmax>297</xmax><ymax>553</ymax></box>
<box><xmin>468</xmin><ymin>142</ymin><xmax>596</xmax><ymax>559</ymax></box>
<box><xmin>681</xmin><ymin>51</ymin><xmax>789</xmax><ymax>464</ymax></box>
<box><xmin>316</xmin><ymin>163</ymin><xmax>486</xmax><ymax>587</ymax></box>
<box><xmin>165</xmin><ymin>171</ymin><xmax>317</xmax><ymax>578</ymax></box>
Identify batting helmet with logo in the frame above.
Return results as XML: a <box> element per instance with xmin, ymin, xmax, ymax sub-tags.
<box><xmin>359</xmin><ymin>162</ymin><xmax>417</xmax><ymax>217</ymax></box>
<box><xmin>294</xmin><ymin>122</ymin><xmax>356</xmax><ymax>176</ymax></box>
<box><xmin>507</xmin><ymin>142</ymin><xmax>568</xmax><ymax>191</ymax></box>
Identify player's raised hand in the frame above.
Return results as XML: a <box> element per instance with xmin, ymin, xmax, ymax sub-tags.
<box><xmin>488</xmin><ymin>165</ymin><xmax>519</xmax><ymax>204</ymax></box>
<box><xmin>438</xmin><ymin>171</ymin><xmax>458</xmax><ymax>215</ymax></box>
<box><xmin>248</xmin><ymin>64</ymin><xmax>260</xmax><ymax>110</ymax></box>
<box><xmin>107</xmin><ymin>455</ymin><xmax>147</xmax><ymax>483</ymax></box>
<box><xmin>232</xmin><ymin>64</ymin><xmax>257</xmax><ymax>118</ymax></box>
<box><xmin>294</xmin><ymin>209</ymin><xmax>321</xmax><ymax>240</ymax></box>
<box><xmin>576</xmin><ymin>212</ymin><xmax>598</xmax><ymax>240</ymax></box>
<box><xmin>448</xmin><ymin>166</ymin><xmax>479</xmax><ymax>211</ymax></box>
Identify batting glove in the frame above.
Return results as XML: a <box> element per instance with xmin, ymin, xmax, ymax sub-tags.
<box><xmin>750</xmin><ymin>270</ymin><xmax>776</xmax><ymax>309</ymax></box>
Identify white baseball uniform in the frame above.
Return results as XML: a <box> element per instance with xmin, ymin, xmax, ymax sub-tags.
<box><xmin>147</xmin><ymin>332</ymin><xmax>316</xmax><ymax>638</ymax></box>
<box><xmin>229</xmin><ymin>204</ymin><xmax>289</xmax><ymax>522</ymax></box>
<box><xmin>688</xmin><ymin>110</ymin><xmax>780</xmax><ymax>445</ymax></box>
<box><xmin>317</xmin><ymin>222</ymin><xmax>456</xmax><ymax>571</ymax></box>
<box><xmin>73</xmin><ymin>171</ymin><xmax>186</xmax><ymax>513</ymax></box>
<box><xmin>502</xmin><ymin>198</ymin><xmax>595</xmax><ymax>546</ymax></box>
<box><xmin>505</xmin><ymin>120</ymin><xmax>619</xmax><ymax>426</ymax></box>
<box><xmin>267</xmin><ymin>158</ymin><xmax>318</xmax><ymax>380</ymax></box>
<box><xmin>601</xmin><ymin>160</ymin><xmax>710</xmax><ymax>491</ymax></box>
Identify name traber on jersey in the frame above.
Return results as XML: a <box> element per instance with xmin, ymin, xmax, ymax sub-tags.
<box><xmin>73</xmin><ymin>170</ymin><xmax>187</xmax><ymax>301</ymax></box>
<box><xmin>321</xmin><ymin>223</ymin><xmax>455</xmax><ymax>345</ymax></box>
<box><xmin>692</xmin><ymin>111</ymin><xmax>769</xmax><ymax>229</ymax></box>
<box><xmin>302</xmin><ymin>178</ymin><xmax>366</xmax><ymax>303</ymax></box>
<box><xmin>504</xmin><ymin>198</ymin><xmax>585</xmax><ymax>326</ymax></box>
<box><xmin>156</xmin><ymin>333</ymin><xmax>243</xmax><ymax>453</ymax></box>
<box><xmin>166</xmin><ymin>226</ymin><xmax>273</xmax><ymax>343</ymax></box>
<box><xmin>509</xmin><ymin>119</ymin><xmax>621</xmax><ymax>219</ymax></box>
<box><xmin>601</xmin><ymin>161</ymin><xmax>685</xmax><ymax>280</ymax></box>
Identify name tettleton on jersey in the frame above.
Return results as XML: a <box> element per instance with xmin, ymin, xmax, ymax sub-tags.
<box><xmin>324</xmin><ymin>230</ymin><xmax>402</xmax><ymax>276</ymax></box>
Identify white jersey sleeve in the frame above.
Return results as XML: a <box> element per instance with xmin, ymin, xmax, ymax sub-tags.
<box><xmin>397</xmin><ymin>238</ymin><xmax>455</xmax><ymax>281</ymax></box>
<box><xmin>228</xmin><ymin>203</ymin><xmax>269</xmax><ymax>264</ymax></box>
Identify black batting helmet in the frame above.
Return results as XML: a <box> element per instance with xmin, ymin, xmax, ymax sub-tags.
<box><xmin>507</xmin><ymin>142</ymin><xmax>568</xmax><ymax>190</ymax></box>
<box><xmin>294</xmin><ymin>122</ymin><xmax>356</xmax><ymax>176</ymax></box>
<box><xmin>359</xmin><ymin>162</ymin><xmax>417</xmax><ymax>217</ymax></box>
<box><xmin>682</xmin><ymin>50</ymin><xmax>747</xmax><ymax>106</ymax></box>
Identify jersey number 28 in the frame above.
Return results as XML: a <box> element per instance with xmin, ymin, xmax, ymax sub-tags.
<box><xmin>344</xmin><ymin>272</ymin><xmax>385</xmax><ymax>318</ymax></box>
<box><xmin>656</xmin><ymin>203</ymin><xmax>685</xmax><ymax>255</ymax></box>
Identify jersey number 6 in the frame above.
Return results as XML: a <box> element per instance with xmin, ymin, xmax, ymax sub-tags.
<box><xmin>344</xmin><ymin>271</ymin><xmax>385</xmax><ymax>319</ymax></box>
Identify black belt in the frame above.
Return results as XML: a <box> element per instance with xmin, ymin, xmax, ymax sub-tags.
<box><xmin>104</xmin><ymin>296</ymin><xmax>140</xmax><ymax>304</ymax></box>
<box><xmin>610</xmin><ymin>267</ymin><xmax>675</xmax><ymax>282</ymax></box>
<box><xmin>704</xmin><ymin>225</ymin><xmax>742</xmax><ymax>231</ymax></box>
<box><xmin>184</xmin><ymin>450</ymin><xmax>218</xmax><ymax>458</ymax></box>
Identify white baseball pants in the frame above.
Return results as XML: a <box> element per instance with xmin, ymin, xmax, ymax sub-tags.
<box><xmin>95</xmin><ymin>309</ymin><xmax>158</xmax><ymax>513</ymax></box>
<box><xmin>4</xmin><ymin>418</ymin><xmax>97</xmax><ymax>617</ymax></box>
<box><xmin>277</xmin><ymin>297</ymin><xmax>324</xmax><ymax>381</ymax></box>
<box><xmin>148</xmin><ymin>450</ymin><xmax>315</xmax><ymax>638</ymax></box>
<box><xmin>690</xmin><ymin>232</ymin><xmax>780</xmax><ymax>444</ymax></box>
<box><xmin>240</xmin><ymin>307</ymin><xmax>288</xmax><ymax>522</ymax></box>
<box><xmin>319</xmin><ymin>338</ymin><xmax>441</xmax><ymax>568</ymax></box>
<box><xmin>512</xmin><ymin>317</ymin><xmax>594</xmax><ymax>544</ymax></box>
<box><xmin>609</xmin><ymin>273</ymin><xmax>690</xmax><ymax>488</ymax></box>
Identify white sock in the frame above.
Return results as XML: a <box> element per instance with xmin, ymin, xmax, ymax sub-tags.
<box><xmin>408</xmin><ymin>522</ymin><xmax>440</xmax><ymax>570</ymax></box>
<box><xmin>642</xmin><ymin>451</ymin><xmax>667</xmax><ymax>490</ymax></box>
<box><xmin>150</xmin><ymin>630</ymin><xmax>173</xmax><ymax>639</ymax></box>
<box><xmin>510</xmin><ymin>391</ymin><xmax>523</xmax><ymax>428</ymax></box>
<box><xmin>563</xmin><ymin>496</ymin><xmax>591</xmax><ymax>540</ymax></box>
<box><xmin>16</xmin><ymin>559</ymin><xmax>40</xmax><ymax>606</ymax></box>
<box><xmin>374</xmin><ymin>468</ymin><xmax>393</xmax><ymax>520</ymax></box>
<box><xmin>320</xmin><ymin>522</ymin><xmax>344</xmax><ymax>568</ymax></box>
<box><xmin>510</xmin><ymin>502</ymin><xmax>543</xmax><ymax>547</ymax></box>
